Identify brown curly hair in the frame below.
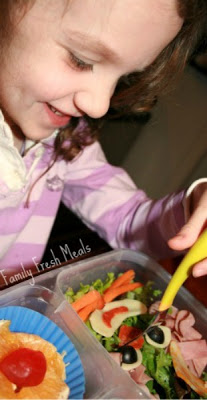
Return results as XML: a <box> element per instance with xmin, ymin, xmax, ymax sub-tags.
<box><xmin>0</xmin><ymin>0</ymin><xmax>207</xmax><ymax>162</ymax></box>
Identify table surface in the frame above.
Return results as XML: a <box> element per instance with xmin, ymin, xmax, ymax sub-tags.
<box><xmin>0</xmin><ymin>203</ymin><xmax>206</xmax><ymax>308</ymax></box>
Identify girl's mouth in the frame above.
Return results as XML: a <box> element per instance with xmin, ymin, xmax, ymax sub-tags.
<box><xmin>44</xmin><ymin>103</ymin><xmax>71</xmax><ymax>127</ymax></box>
<box><xmin>48</xmin><ymin>104</ymin><xmax>68</xmax><ymax>116</ymax></box>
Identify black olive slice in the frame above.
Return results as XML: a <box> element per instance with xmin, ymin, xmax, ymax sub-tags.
<box><xmin>119</xmin><ymin>345</ymin><xmax>138</xmax><ymax>364</ymax></box>
<box><xmin>147</xmin><ymin>326</ymin><xmax>164</xmax><ymax>344</ymax></box>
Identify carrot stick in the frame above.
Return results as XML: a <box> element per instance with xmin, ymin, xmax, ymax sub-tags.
<box><xmin>72</xmin><ymin>290</ymin><xmax>102</xmax><ymax>312</ymax></box>
<box><xmin>96</xmin><ymin>295</ymin><xmax>105</xmax><ymax>310</ymax></box>
<box><xmin>78</xmin><ymin>296</ymin><xmax>104</xmax><ymax>321</ymax></box>
<box><xmin>103</xmin><ymin>282</ymin><xmax>143</xmax><ymax>303</ymax></box>
<box><xmin>104</xmin><ymin>270</ymin><xmax>135</xmax><ymax>292</ymax></box>
<box><xmin>78</xmin><ymin>302</ymin><xmax>98</xmax><ymax>322</ymax></box>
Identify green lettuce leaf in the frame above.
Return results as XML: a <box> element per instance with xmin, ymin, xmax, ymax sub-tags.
<box><xmin>65</xmin><ymin>272</ymin><xmax>116</xmax><ymax>302</ymax></box>
<box><xmin>142</xmin><ymin>342</ymin><xmax>177</xmax><ymax>399</ymax></box>
<box><xmin>92</xmin><ymin>272</ymin><xmax>115</xmax><ymax>294</ymax></box>
<box><xmin>102</xmin><ymin>330</ymin><xmax>120</xmax><ymax>352</ymax></box>
<box><xmin>132</xmin><ymin>281</ymin><xmax>162</xmax><ymax>306</ymax></box>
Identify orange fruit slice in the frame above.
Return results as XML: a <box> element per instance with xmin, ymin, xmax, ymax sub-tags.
<box><xmin>0</xmin><ymin>320</ymin><xmax>70</xmax><ymax>399</ymax></box>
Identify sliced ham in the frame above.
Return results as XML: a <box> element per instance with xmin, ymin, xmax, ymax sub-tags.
<box><xmin>174</xmin><ymin>310</ymin><xmax>202</xmax><ymax>341</ymax></box>
<box><xmin>193</xmin><ymin>358</ymin><xmax>207</xmax><ymax>378</ymax></box>
<box><xmin>179</xmin><ymin>314</ymin><xmax>202</xmax><ymax>340</ymax></box>
<box><xmin>164</xmin><ymin>316</ymin><xmax>175</xmax><ymax>330</ymax></box>
<box><xmin>178</xmin><ymin>340</ymin><xmax>207</xmax><ymax>361</ymax></box>
<box><xmin>186</xmin><ymin>360</ymin><xmax>198</xmax><ymax>376</ymax></box>
<box><xmin>109</xmin><ymin>351</ymin><xmax>159</xmax><ymax>398</ymax></box>
<box><xmin>148</xmin><ymin>301</ymin><xmax>160</xmax><ymax>314</ymax></box>
<box><xmin>148</xmin><ymin>302</ymin><xmax>206</xmax><ymax>377</ymax></box>
<box><xmin>130</xmin><ymin>364</ymin><xmax>152</xmax><ymax>385</ymax></box>
<box><xmin>167</xmin><ymin>306</ymin><xmax>178</xmax><ymax>318</ymax></box>
<box><xmin>170</xmin><ymin>341</ymin><xmax>207</xmax><ymax>398</ymax></box>
<box><xmin>180</xmin><ymin>325</ymin><xmax>202</xmax><ymax>341</ymax></box>
<box><xmin>171</xmin><ymin>331</ymin><xmax>182</xmax><ymax>341</ymax></box>
<box><xmin>149</xmin><ymin>301</ymin><xmax>178</xmax><ymax>318</ymax></box>
<box><xmin>174</xmin><ymin>310</ymin><xmax>189</xmax><ymax>334</ymax></box>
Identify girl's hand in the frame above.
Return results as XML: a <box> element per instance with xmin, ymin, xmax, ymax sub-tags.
<box><xmin>168</xmin><ymin>183</ymin><xmax>207</xmax><ymax>277</ymax></box>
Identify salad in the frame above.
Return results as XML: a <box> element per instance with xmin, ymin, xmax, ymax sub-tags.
<box><xmin>65</xmin><ymin>269</ymin><xmax>207</xmax><ymax>399</ymax></box>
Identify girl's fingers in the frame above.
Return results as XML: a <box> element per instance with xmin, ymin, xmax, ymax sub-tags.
<box><xmin>168</xmin><ymin>225</ymin><xmax>198</xmax><ymax>250</ymax></box>
<box><xmin>192</xmin><ymin>259</ymin><xmax>207</xmax><ymax>278</ymax></box>
<box><xmin>168</xmin><ymin>184</ymin><xmax>207</xmax><ymax>277</ymax></box>
<box><xmin>168</xmin><ymin>190</ymin><xmax>207</xmax><ymax>251</ymax></box>
<box><xmin>168</xmin><ymin>213</ymin><xmax>205</xmax><ymax>251</ymax></box>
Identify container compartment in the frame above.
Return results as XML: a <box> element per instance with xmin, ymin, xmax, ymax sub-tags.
<box><xmin>56</xmin><ymin>249</ymin><xmax>207</xmax><ymax>336</ymax></box>
<box><xmin>1</xmin><ymin>248</ymin><xmax>206</xmax><ymax>399</ymax></box>
<box><xmin>55</xmin><ymin>249</ymin><xmax>207</xmax><ymax>398</ymax></box>
<box><xmin>0</xmin><ymin>281</ymin><xmax>146</xmax><ymax>399</ymax></box>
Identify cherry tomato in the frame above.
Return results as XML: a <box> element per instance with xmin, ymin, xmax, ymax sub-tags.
<box><xmin>102</xmin><ymin>306</ymin><xmax>128</xmax><ymax>327</ymax></box>
<box><xmin>0</xmin><ymin>347</ymin><xmax>47</xmax><ymax>388</ymax></box>
<box><xmin>118</xmin><ymin>325</ymin><xmax>144</xmax><ymax>349</ymax></box>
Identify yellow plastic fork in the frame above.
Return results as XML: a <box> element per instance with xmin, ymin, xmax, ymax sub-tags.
<box><xmin>159</xmin><ymin>229</ymin><xmax>207</xmax><ymax>312</ymax></box>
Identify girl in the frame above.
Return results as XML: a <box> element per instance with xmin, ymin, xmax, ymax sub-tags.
<box><xmin>0</xmin><ymin>0</ymin><xmax>206</xmax><ymax>277</ymax></box>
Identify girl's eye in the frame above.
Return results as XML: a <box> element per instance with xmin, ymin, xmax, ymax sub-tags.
<box><xmin>69</xmin><ymin>52</ymin><xmax>93</xmax><ymax>72</ymax></box>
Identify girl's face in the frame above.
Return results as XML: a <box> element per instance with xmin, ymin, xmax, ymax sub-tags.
<box><xmin>0</xmin><ymin>0</ymin><xmax>182</xmax><ymax>142</ymax></box>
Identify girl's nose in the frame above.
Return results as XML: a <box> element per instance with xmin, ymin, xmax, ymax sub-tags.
<box><xmin>74</xmin><ymin>79</ymin><xmax>115</xmax><ymax>119</ymax></box>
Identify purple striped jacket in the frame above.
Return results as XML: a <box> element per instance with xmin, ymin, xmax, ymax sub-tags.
<box><xmin>0</xmin><ymin>118</ymin><xmax>185</xmax><ymax>271</ymax></box>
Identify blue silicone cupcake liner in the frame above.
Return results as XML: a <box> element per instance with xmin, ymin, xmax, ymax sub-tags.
<box><xmin>0</xmin><ymin>306</ymin><xmax>85</xmax><ymax>399</ymax></box>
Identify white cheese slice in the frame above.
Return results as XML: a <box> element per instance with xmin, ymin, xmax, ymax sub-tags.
<box><xmin>89</xmin><ymin>299</ymin><xmax>147</xmax><ymax>337</ymax></box>
<box><xmin>145</xmin><ymin>324</ymin><xmax>171</xmax><ymax>348</ymax></box>
<box><xmin>121</xmin><ymin>349</ymin><xmax>143</xmax><ymax>371</ymax></box>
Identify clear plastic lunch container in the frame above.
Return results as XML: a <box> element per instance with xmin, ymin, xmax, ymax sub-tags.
<box><xmin>56</xmin><ymin>249</ymin><xmax>207</xmax><ymax>335</ymax></box>
<box><xmin>0</xmin><ymin>252</ymin><xmax>148</xmax><ymax>399</ymax></box>
<box><xmin>0</xmin><ymin>249</ymin><xmax>206</xmax><ymax>399</ymax></box>
<box><xmin>55</xmin><ymin>249</ymin><xmax>207</xmax><ymax>397</ymax></box>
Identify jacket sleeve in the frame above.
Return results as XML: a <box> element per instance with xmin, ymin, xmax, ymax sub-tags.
<box><xmin>62</xmin><ymin>141</ymin><xmax>185</xmax><ymax>259</ymax></box>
